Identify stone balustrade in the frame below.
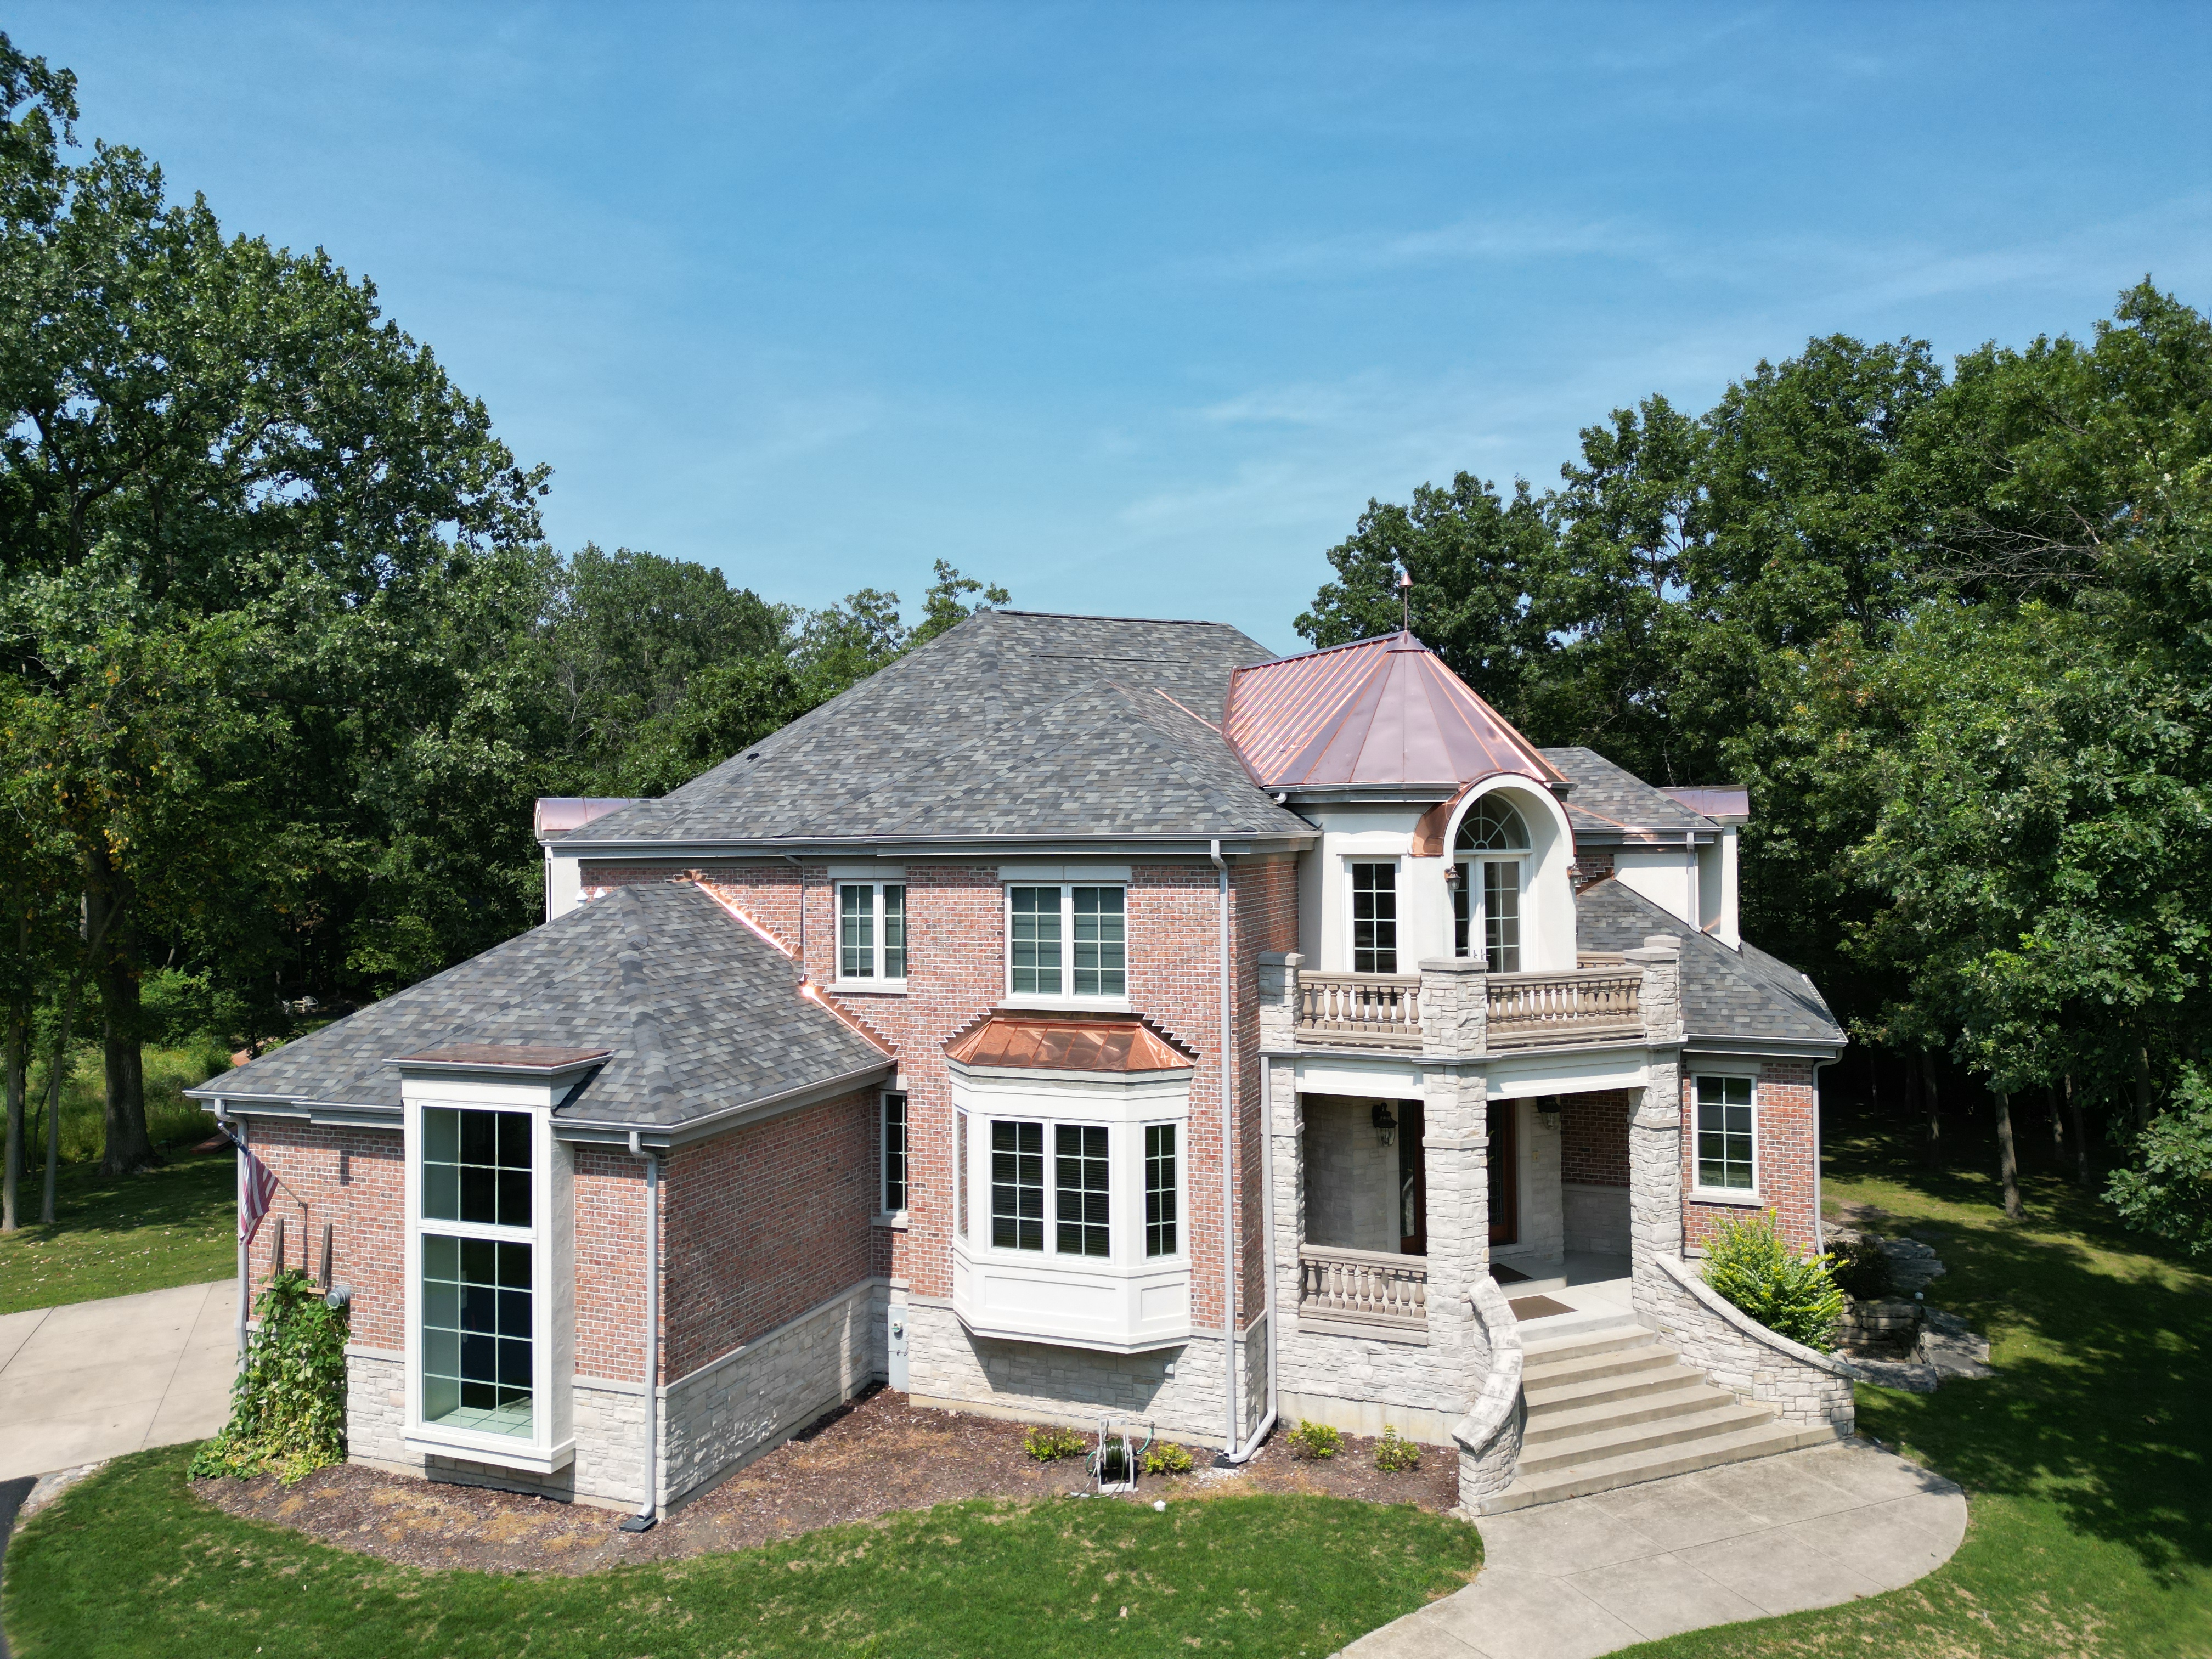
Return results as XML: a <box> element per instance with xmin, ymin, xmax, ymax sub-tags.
<box><xmin>1296</xmin><ymin>1244</ymin><xmax>1429</xmax><ymax>1334</ymax></box>
<box><xmin>1286</xmin><ymin>957</ymin><xmax>1662</xmax><ymax>1056</ymax></box>
<box><xmin>1295</xmin><ymin>972</ymin><xmax>1423</xmax><ymax>1048</ymax></box>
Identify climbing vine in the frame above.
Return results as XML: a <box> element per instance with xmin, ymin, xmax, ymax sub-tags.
<box><xmin>191</xmin><ymin>1269</ymin><xmax>349</xmax><ymax>1483</ymax></box>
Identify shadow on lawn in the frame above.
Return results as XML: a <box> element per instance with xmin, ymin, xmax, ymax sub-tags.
<box><xmin>1829</xmin><ymin>1118</ymin><xmax>2212</xmax><ymax>1585</ymax></box>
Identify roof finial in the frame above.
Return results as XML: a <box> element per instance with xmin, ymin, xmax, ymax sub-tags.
<box><xmin>1398</xmin><ymin>566</ymin><xmax>1413</xmax><ymax>634</ymax></box>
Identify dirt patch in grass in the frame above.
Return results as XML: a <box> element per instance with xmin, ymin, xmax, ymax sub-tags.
<box><xmin>195</xmin><ymin>1385</ymin><xmax>1455</xmax><ymax>1574</ymax></box>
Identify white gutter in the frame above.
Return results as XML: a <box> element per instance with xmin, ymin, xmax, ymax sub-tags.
<box><xmin>620</xmin><ymin>1129</ymin><xmax>662</xmax><ymax>1532</ymax></box>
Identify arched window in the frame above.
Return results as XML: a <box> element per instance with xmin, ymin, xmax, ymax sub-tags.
<box><xmin>1454</xmin><ymin>795</ymin><xmax>1530</xmax><ymax>971</ymax></box>
<box><xmin>1455</xmin><ymin>796</ymin><xmax>1529</xmax><ymax>853</ymax></box>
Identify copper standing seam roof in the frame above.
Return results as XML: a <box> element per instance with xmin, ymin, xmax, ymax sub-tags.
<box><xmin>1223</xmin><ymin>632</ymin><xmax>1564</xmax><ymax>790</ymax></box>
<box><xmin>944</xmin><ymin>1014</ymin><xmax>1196</xmax><ymax>1074</ymax></box>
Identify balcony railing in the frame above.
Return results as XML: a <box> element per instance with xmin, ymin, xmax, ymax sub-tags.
<box><xmin>1296</xmin><ymin>973</ymin><xmax>1423</xmax><ymax>1049</ymax></box>
<box><xmin>1486</xmin><ymin>968</ymin><xmax>1644</xmax><ymax>1050</ymax></box>
<box><xmin>1297</xmin><ymin>1244</ymin><xmax>1427</xmax><ymax>1330</ymax></box>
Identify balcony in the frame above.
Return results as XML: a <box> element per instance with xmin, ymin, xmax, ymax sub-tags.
<box><xmin>1296</xmin><ymin>1244</ymin><xmax>1429</xmax><ymax>1341</ymax></box>
<box><xmin>1486</xmin><ymin>967</ymin><xmax>1643</xmax><ymax>1051</ymax></box>
<box><xmin>1295</xmin><ymin>973</ymin><xmax>1423</xmax><ymax>1049</ymax></box>
<box><xmin>1285</xmin><ymin>959</ymin><xmax>1647</xmax><ymax>1055</ymax></box>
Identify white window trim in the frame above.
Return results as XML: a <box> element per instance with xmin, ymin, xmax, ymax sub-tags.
<box><xmin>400</xmin><ymin>1092</ymin><xmax>574</xmax><ymax>1475</ymax></box>
<box><xmin>1344</xmin><ymin>856</ymin><xmax>1404</xmax><ymax>976</ymax></box>
<box><xmin>834</xmin><ymin>881</ymin><xmax>909</xmax><ymax>992</ymax></box>
<box><xmin>1454</xmin><ymin>853</ymin><xmax>1528</xmax><ymax>973</ymax></box>
<box><xmin>1689</xmin><ymin>1069</ymin><xmax>1764</xmax><ymax>1206</ymax></box>
<box><xmin>877</xmin><ymin>1089</ymin><xmax>910</xmax><ymax>1223</ymax></box>
<box><xmin>1003</xmin><ymin>882</ymin><xmax>1129</xmax><ymax>1005</ymax></box>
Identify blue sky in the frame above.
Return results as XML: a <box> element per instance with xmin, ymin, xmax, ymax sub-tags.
<box><xmin>12</xmin><ymin>3</ymin><xmax>2211</xmax><ymax>653</ymax></box>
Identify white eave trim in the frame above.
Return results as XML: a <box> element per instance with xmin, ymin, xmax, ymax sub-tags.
<box><xmin>187</xmin><ymin>1090</ymin><xmax>402</xmax><ymax>1130</ymax></box>
<box><xmin>546</xmin><ymin>832</ymin><xmax>1317</xmax><ymax>861</ymax></box>
<box><xmin>1683</xmin><ymin>1033</ymin><xmax>1847</xmax><ymax>1060</ymax></box>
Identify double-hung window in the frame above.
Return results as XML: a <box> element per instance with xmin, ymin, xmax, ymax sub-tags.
<box><xmin>838</xmin><ymin>883</ymin><xmax>906</xmax><ymax>984</ymax></box>
<box><xmin>1008</xmin><ymin>885</ymin><xmax>1126</xmax><ymax>997</ymax></box>
<box><xmin>1144</xmin><ymin>1124</ymin><xmax>1178</xmax><ymax>1257</ymax></box>
<box><xmin>420</xmin><ymin>1108</ymin><xmax>535</xmax><ymax>1439</ymax></box>
<box><xmin>1351</xmin><ymin>862</ymin><xmax>1398</xmax><ymax>974</ymax></box>
<box><xmin>1453</xmin><ymin>797</ymin><xmax>1528</xmax><ymax>973</ymax></box>
<box><xmin>1694</xmin><ymin>1075</ymin><xmax>1756</xmax><ymax>1192</ymax></box>
<box><xmin>880</xmin><ymin>1091</ymin><xmax>909</xmax><ymax>1216</ymax></box>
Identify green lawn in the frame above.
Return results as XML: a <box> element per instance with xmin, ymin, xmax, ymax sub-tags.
<box><xmin>0</xmin><ymin>1451</ymin><xmax>1478</xmax><ymax>1658</ymax></box>
<box><xmin>0</xmin><ymin>1151</ymin><xmax>236</xmax><ymax>1314</ymax></box>
<box><xmin>1624</xmin><ymin>1115</ymin><xmax>2212</xmax><ymax>1658</ymax></box>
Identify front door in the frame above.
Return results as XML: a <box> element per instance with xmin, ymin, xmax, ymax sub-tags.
<box><xmin>1397</xmin><ymin>1101</ymin><xmax>1426</xmax><ymax>1255</ymax></box>
<box><xmin>1487</xmin><ymin>1101</ymin><xmax>1517</xmax><ymax>1246</ymax></box>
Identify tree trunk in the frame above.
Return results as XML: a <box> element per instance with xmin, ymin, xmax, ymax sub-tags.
<box><xmin>1920</xmin><ymin>1052</ymin><xmax>1942</xmax><ymax>1168</ymax></box>
<box><xmin>2064</xmin><ymin>1073</ymin><xmax>2090</xmax><ymax>1188</ymax></box>
<box><xmin>40</xmin><ymin>975</ymin><xmax>83</xmax><ymax>1225</ymax></box>
<box><xmin>3</xmin><ymin>993</ymin><xmax>25</xmax><ymax>1233</ymax></box>
<box><xmin>2134</xmin><ymin>1044</ymin><xmax>2154</xmax><ymax>1131</ymax></box>
<box><xmin>1994</xmin><ymin>1089</ymin><xmax>2022</xmax><ymax>1221</ymax></box>
<box><xmin>2045</xmin><ymin>1085</ymin><xmax>2064</xmax><ymax>1166</ymax></box>
<box><xmin>85</xmin><ymin>848</ymin><xmax>157</xmax><ymax>1176</ymax></box>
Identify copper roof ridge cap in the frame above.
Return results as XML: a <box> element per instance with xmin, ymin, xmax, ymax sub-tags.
<box><xmin>1229</xmin><ymin>631</ymin><xmax>1404</xmax><ymax>673</ymax></box>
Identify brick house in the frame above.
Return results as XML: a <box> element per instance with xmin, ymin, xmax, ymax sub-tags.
<box><xmin>193</xmin><ymin>611</ymin><xmax>1852</xmax><ymax>1520</ymax></box>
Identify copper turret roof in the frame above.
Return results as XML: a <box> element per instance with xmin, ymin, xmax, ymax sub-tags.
<box><xmin>1223</xmin><ymin>631</ymin><xmax>1562</xmax><ymax>791</ymax></box>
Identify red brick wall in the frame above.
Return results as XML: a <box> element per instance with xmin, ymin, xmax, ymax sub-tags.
<box><xmin>1680</xmin><ymin>1060</ymin><xmax>1819</xmax><ymax>1254</ymax></box>
<box><xmin>574</xmin><ymin>1146</ymin><xmax>647</xmax><ymax>1381</ymax></box>
<box><xmin>238</xmin><ymin>1120</ymin><xmax>404</xmax><ymax>1350</ymax></box>
<box><xmin>1560</xmin><ymin>1090</ymin><xmax>1631</xmax><ymax>1187</ymax></box>
<box><xmin>662</xmin><ymin>1085</ymin><xmax>878</xmax><ymax>1380</ymax></box>
<box><xmin>586</xmin><ymin>856</ymin><xmax>1288</xmax><ymax>1336</ymax></box>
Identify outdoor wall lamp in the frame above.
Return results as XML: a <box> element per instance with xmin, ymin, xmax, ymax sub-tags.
<box><xmin>1537</xmin><ymin>1095</ymin><xmax>1563</xmax><ymax>1127</ymax></box>
<box><xmin>1442</xmin><ymin>862</ymin><xmax>1460</xmax><ymax>889</ymax></box>
<box><xmin>1372</xmin><ymin>1102</ymin><xmax>1398</xmax><ymax>1147</ymax></box>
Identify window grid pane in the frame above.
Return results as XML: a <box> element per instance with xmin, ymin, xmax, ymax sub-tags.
<box><xmin>422</xmin><ymin>1233</ymin><xmax>533</xmax><ymax>1437</ymax></box>
<box><xmin>1352</xmin><ymin>863</ymin><xmax>1398</xmax><ymax>974</ymax></box>
<box><xmin>1484</xmin><ymin>861</ymin><xmax>1521</xmax><ymax>974</ymax></box>
<box><xmin>882</xmin><ymin>885</ymin><xmax>906</xmax><ymax>979</ymax></box>
<box><xmin>1452</xmin><ymin>871</ymin><xmax>1471</xmax><ymax>957</ymax></box>
<box><xmin>1056</xmin><ymin>1124</ymin><xmax>1111</xmax><ymax>1257</ymax></box>
<box><xmin>955</xmin><ymin>1110</ymin><xmax>968</xmax><ymax>1240</ymax></box>
<box><xmin>1695</xmin><ymin>1075</ymin><xmax>1756</xmax><ymax>1189</ymax></box>
<box><xmin>1072</xmin><ymin>887</ymin><xmax>1126</xmax><ymax>996</ymax></box>
<box><xmin>991</xmin><ymin>1120</ymin><xmax>1044</xmax><ymax>1250</ymax></box>
<box><xmin>422</xmin><ymin>1108</ymin><xmax>531</xmax><ymax>1227</ymax></box>
<box><xmin>1009</xmin><ymin>887</ymin><xmax>1062</xmax><ymax>995</ymax></box>
<box><xmin>882</xmin><ymin>1092</ymin><xmax>909</xmax><ymax>1213</ymax></box>
<box><xmin>840</xmin><ymin>884</ymin><xmax>874</xmax><ymax>979</ymax></box>
<box><xmin>1145</xmin><ymin>1124</ymin><xmax>1178</xmax><ymax>1257</ymax></box>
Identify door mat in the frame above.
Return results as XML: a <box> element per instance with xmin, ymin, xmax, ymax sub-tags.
<box><xmin>1489</xmin><ymin>1263</ymin><xmax>1532</xmax><ymax>1284</ymax></box>
<box><xmin>1508</xmin><ymin>1295</ymin><xmax>1577</xmax><ymax>1320</ymax></box>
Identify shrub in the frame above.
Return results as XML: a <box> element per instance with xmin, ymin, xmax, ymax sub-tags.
<box><xmin>190</xmin><ymin>1269</ymin><xmax>348</xmax><ymax>1483</ymax></box>
<box><xmin>1288</xmin><ymin>1419</ymin><xmax>1341</xmax><ymax>1460</ymax></box>
<box><xmin>1374</xmin><ymin>1426</ymin><xmax>1421</xmax><ymax>1472</ymax></box>
<box><xmin>1142</xmin><ymin>1441</ymin><xmax>1196</xmax><ymax>1475</ymax></box>
<box><xmin>1701</xmin><ymin>1210</ymin><xmax>1845</xmax><ymax>1353</ymax></box>
<box><xmin>1827</xmin><ymin>1233</ymin><xmax>1894</xmax><ymax>1301</ymax></box>
<box><xmin>1023</xmin><ymin>1424</ymin><xmax>1088</xmax><ymax>1462</ymax></box>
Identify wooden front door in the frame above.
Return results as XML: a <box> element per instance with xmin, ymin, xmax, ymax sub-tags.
<box><xmin>1397</xmin><ymin>1101</ymin><xmax>1426</xmax><ymax>1255</ymax></box>
<box><xmin>1487</xmin><ymin>1101</ymin><xmax>1517</xmax><ymax>1246</ymax></box>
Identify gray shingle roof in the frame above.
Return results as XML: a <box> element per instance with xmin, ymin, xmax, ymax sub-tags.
<box><xmin>1540</xmin><ymin>747</ymin><xmax>1717</xmax><ymax>839</ymax></box>
<box><xmin>562</xmin><ymin>610</ymin><xmax>1313</xmax><ymax>847</ymax></box>
<box><xmin>1575</xmin><ymin>878</ymin><xmax>1844</xmax><ymax>1048</ymax></box>
<box><xmin>193</xmin><ymin>884</ymin><xmax>891</xmax><ymax>1131</ymax></box>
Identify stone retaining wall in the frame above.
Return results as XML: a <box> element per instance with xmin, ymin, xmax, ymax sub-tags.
<box><xmin>1645</xmin><ymin>1254</ymin><xmax>1855</xmax><ymax>1431</ymax></box>
<box><xmin>1453</xmin><ymin>1274</ymin><xmax>1525</xmax><ymax>1514</ymax></box>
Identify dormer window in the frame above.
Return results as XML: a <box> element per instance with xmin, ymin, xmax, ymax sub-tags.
<box><xmin>1455</xmin><ymin>797</ymin><xmax>1528</xmax><ymax>973</ymax></box>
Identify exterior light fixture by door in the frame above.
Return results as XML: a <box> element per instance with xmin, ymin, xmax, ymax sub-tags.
<box><xmin>1443</xmin><ymin>862</ymin><xmax>1461</xmax><ymax>890</ymax></box>
<box><xmin>1372</xmin><ymin>1102</ymin><xmax>1398</xmax><ymax>1147</ymax></box>
<box><xmin>1537</xmin><ymin>1095</ymin><xmax>1563</xmax><ymax>1127</ymax></box>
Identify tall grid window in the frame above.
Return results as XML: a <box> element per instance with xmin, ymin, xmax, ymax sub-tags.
<box><xmin>419</xmin><ymin>1106</ymin><xmax>534</xmax><ymax>1440</ymax></box>
<box><xmin>1144</xmin><ymin>1124</ymin><xmax>1178</xmax><ymax>1257</ymax></box>
<box><xmin>839</xmin><ymin>883</ymin><xmax>907</xmax><ymax>982</ymax></box>
<box><xmin>1351</xmin><ymin>862</ymin><xmax>1398</xmax><ymax>973</ymax></box>
<box><xmin>881</xmin><ymin>1092</ymin><xmax>909</xmax><ymax>1214</ymax></box>
<box><xmin>955</xmin><ymin>1111</ymin><xmax>968</xmax><ymax>1240</ymax></box>
<box><xmin>991</xmin><ymin>1121</ymin><xmax>1045</xmax><ymax>1250</ymax></box>
<box><xmin>1453</xmin><ymin>798</ymin><xmax>1528</xmax><ymax>974</ymax></box>
<box><xmin>1482</xmin><ymin>862</ymin><xmax>1521</xmax><ymax>973</ymax></box>
<box><xmin>1008</xmin><ymin>885</ymin><xmax>1126</xmax><ymax>997</ymax></box>
<box><xmin>1056</xmin><ymin>1125</ymin><xmax>1110</xmax><ymax>1257</ymax></box>
<box><xmin>1696</xmin><ymin>1075</ymin><xmax>1756</xmax><ymax>1190</ymax></box>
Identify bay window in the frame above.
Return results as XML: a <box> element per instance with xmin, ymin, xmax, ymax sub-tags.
<box><xmin>420</xmin><ymin>1108</ymin><xmax>536</xmax><ymax>1438</ymax></box>
<box><xmin>1008</xmin><ymin>884</ymin><xmax>1126</xmax><ymax>998</ymax></box>
<box><xmin>838</xmin><ymin>882</ymin><xmax>907</xmax><ymax>985</ymax></box>
<box><xmin>881</xmin><ymin>1091</ymin><xmax>909</xmax><ymax>1216</ymax></box>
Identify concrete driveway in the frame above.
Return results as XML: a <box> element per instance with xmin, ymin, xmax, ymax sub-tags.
<box><xmin>0</xmin><ymin>1280</ymin><xmax>238</xmax><ymax>1479</ymax></box>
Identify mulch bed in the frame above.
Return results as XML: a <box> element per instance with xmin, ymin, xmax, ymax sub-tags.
<box><xmin>194</xmin><ymin>1386</ymin><xmax>1457</xmax><ymax>1575</ymax></box>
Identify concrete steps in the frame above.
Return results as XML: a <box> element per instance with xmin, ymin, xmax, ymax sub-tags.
<box><xmin>1485</xmin><ymin>1326</ymin><xmax>1839</xmax><ymax>1514</ymax></box>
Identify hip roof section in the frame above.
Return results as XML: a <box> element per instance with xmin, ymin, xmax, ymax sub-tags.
<box><xmin>193</xmin><ymin>883</ymin><xmax>891</xmax><ymax>1130</ymax></box>
<box><xmin>1225</xmin><ymin>632</ymin><xmax>1562</xmax><ymax>791</ymax></box>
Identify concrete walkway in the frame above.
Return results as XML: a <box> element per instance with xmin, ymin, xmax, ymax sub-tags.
<box><xmin>1344</xmin><ymin>1440</ymin><xmax>1967</xmax><ymax>1658</ymax></box>
<box><xmin>0</xmin><ymin>1280</ymin><xmax>238</xmax><ymax>1480</ymax></box>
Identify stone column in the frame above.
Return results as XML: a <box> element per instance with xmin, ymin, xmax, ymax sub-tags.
<box><xmin>1417</xmin><ymin>958</ymin><xmax>1490</xmax><ymax>1372</ymax></box>
<box><xmin>1257</xmin><ymin>953</ymin><xmax>1306</xmax><ymax>1343</ymax></box>
<box><xmin>1626</xmin><ymin>933</ymin><xmax>1685</xmax><ymax>1319</ymax></box>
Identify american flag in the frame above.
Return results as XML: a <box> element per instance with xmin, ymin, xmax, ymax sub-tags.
<box><xmin>238</xmin><ymin>1142</ymin><xmax>280</xmax><ymax>1246</ymax></box>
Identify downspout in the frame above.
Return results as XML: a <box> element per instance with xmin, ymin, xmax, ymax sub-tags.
<box><xmin>1210</xmin><ymin>840</ymin><xmax>1275</xmax><ymax>1464</ymax></box>
<box><xmin>620</xmin><ymin>1130</ymin><xmax>662</xmax><ymax>1532</ymax></box>
<box><xmin>1236</xmin><ymin>1021</ymin><xmax>1280</xmax><ymax>1464</ymax></box>
<box><xmin>228</xmin><ymin>1105</ymin><xmax>247</xmax><ymax>1367</ymax></box>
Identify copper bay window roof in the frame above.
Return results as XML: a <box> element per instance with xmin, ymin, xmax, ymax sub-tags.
<box><xmin>944</xmin><ymin>1013</ymin><xmax>1196</xmax><ymax>1074</ymax></box>
<box><xmin>1223</xmin><ymin>631</ymin><xmax>1563</xmax><ymax>792</ymax></box>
